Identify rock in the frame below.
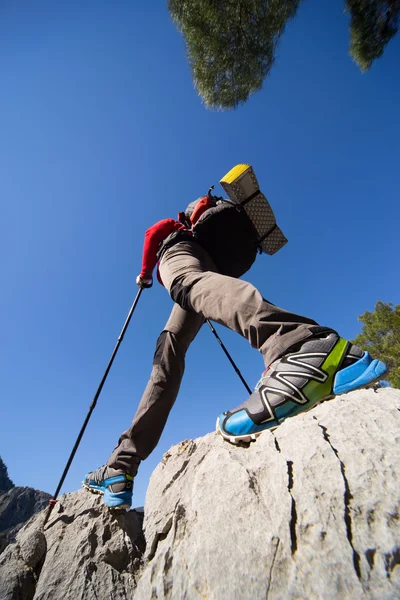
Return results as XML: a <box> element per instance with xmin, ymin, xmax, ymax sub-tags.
<box><xmin>134</xmin><ymin>388</ymin><xmax>400</xmax><ymax>599</ymax></box>
<box><xmin>1</xmin><ymin>388</ymin><xmax>399</xmax><ymax>600</ymax></box>
<box><xmin>0</xmin><ymin>542</ymin><xmax>37</xmax><ymax>600</ymax></box>
<box><xmin>20</xmin><ymin>530</ymin><xmax>47</xmax><ymax>569</ymax></box>
<box><xmin>0</xmin><ymin>488</ymin><xmax>145</xmax><ymax>600</ymax></box>
<box><xmin>0</xmin><ymin>486</ymin><xmax>51</xmax><ymax>554</ymax></box>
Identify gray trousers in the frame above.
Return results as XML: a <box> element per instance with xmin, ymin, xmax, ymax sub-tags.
<box><xmin>108</xmin><ymin>242</ymin><xmax>333</xmax><ymax>474</ymax></box>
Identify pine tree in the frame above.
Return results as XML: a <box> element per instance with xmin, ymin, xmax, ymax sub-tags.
<box><xmin>0</xmin><ymin>457</ymin><xmax>15</xmax><ymax>493</ymax></box>
<box><xmin>168</xmin><ymin>0</ymin><xmax>301</xmax><ymax>109</ymax></box>
<box><xmin>168</xmin><ymin>1</ymin><xmax>399</xmax><ymax>109</ymax></box>
<box><xmin>346</xmin><ymin>0</ymin><xmax>400</xmax><ymax>71</ymax></box>
<box><xmin>352</xmin><ymin>301</ymin><xmax>400</xmax><ymax>388</ymax></box>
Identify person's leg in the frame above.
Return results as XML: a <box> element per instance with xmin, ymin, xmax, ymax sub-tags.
<box><xmin>160</xmin><ymin>241</ymin><xmax>331</xmax><ymax>367</ymax></box>
<box><xmin>159</xmin><ymin>242</ymin><xmax>387</xmax><ymax>443</ymax></box>
<box><xmin>107</xmin><ymin>304</ymin><xmax>204</xmax><ymax>472</ymax></box>
<box><xmin>83</xmin><ymin>303</ymin><xmax>204</xmax><ymax>507</ymax></box>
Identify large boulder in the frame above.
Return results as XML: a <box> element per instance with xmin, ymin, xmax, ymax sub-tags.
<box><xmin>0</xmin><ymin>489</ymin><xmax>145</xmax><ymax>600</ymax></box>
<box><xmin>0</xmin><ymin>387</ymin><xmax>399</xmax><ymax>599</ymax></box>
<box><xmin>135</xmin><ymin>388</ymin><xmax>400</xmax><ymax>599</ymax></box>
<box><xmin>0</xmin><ymin>487</ymin><xmax>51</xmax><ymax>555</ymax></box>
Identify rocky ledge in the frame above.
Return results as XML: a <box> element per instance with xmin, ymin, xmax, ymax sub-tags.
<box><xmin>0</xmin><ymin>387</ymin><xmax>399</xmax><ymax>599</ymax></box>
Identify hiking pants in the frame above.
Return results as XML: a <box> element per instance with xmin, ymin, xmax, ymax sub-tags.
<box><xmin>108</xmin><ymin>241</ymin><xmax>334</xmax><ymax>475</ymax></box>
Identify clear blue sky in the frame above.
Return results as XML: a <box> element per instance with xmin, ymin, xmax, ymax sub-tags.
<box><xmin>1</xmin><ymin>1</ymin><xmax>399</xmax><ymax>508</ymax></box>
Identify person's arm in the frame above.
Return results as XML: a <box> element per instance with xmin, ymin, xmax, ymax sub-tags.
<box><xmin>136</xmin><ymin>218</ymin><xmax>179</xmax><ymax>287</ymax></box>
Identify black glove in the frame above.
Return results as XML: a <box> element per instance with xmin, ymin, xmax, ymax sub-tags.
<box><xmin>136</xmin><ymin>275</ymin><xmax>153</xmax><ymax>289</ymax></box>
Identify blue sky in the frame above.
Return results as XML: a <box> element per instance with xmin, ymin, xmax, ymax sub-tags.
<box><xmin>1</xmin><ymin>1</ymin><xmax>399</xmax><ymax>508</ymax></box>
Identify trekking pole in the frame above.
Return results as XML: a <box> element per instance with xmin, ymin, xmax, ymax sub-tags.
<box><xmin>206</xmin><ymin>319</ymin><xmax>252</xmax><ymax>395</ymax></box>
<box><xmin>42</xmin><ymin>288</ymin><xmax>143</xmax><ymax>528</ymax></box>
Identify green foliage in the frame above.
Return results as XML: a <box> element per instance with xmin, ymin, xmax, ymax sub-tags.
<box><xmin>345</xmin><ymin>0</ymin><xmax>400</xmax><ymax>70</ymax></box>
<box><xmin>168</xmin><ymin>1</ymin><xmax>399</xmax><ymax>109</ymax></box>
<box><xmin>0</xmin><ymin>456</ymin><xmax>15</xmax><ymax>493</ymax></box>
<box><xmin>168</xmin><ymin>0</ymin><xmax>301</xmax><ymax>109</ymax></box>
<box><xmin>352</xmin><ymin>301</ymin><xmax>400</xmax><ymax>388</ymax></box>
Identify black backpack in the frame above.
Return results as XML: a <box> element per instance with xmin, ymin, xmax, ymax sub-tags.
<box><xmin>188</xmin><ymin>199</ymin><xmax>259</xmax><ymax>278</ymax></box>
<box><xmin>159</xmin><ymin>165</ymin><xmax>288</xmax><ymax>278</ymax></box>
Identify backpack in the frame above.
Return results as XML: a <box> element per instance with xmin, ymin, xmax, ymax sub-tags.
<box><xmin>187</xmin><ymin>199</ymin><xmax>260</xmax><ymax>278</ymax></box>
<box><xmin>184</xmin><ymin>164</ymin><xmax>288</xmax><ymax>278</ymax></box>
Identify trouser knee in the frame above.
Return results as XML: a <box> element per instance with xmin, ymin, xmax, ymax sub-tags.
<box><xmin>151</xmin><ymin>329</ymin><xmax>186</xmax><ymax>386</ymax></box>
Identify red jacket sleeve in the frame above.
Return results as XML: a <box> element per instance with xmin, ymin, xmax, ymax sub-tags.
<box><xmin>140</xmin><ymin>219</ymin><xmax>183</xmax><ymax>278</ymax></box>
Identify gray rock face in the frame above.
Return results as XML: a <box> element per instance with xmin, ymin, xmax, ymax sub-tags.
<box><xmin>135</xmin><ymin>388</ymin><xmax>400</xmax><ymax>600</ymax></box>
<box><xmin>0</xmin><ymin>487</ymin><xmax>51</xmax><ymax>554</ymax></box>
<box><xmin>0</xmin><ymin>489</ymin><xmax>145</xmax><ymax>600</ymax></box>
<box><xmin>0</xmin><ymin>388</ymin><xmax>399</xmax><ymax>600</ymax></box>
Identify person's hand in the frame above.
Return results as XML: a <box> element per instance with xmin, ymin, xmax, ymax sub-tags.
<box><xmin>136</xmin><ymin>275</ymin><xmax>153</xmax><ymax>289</ymax></box>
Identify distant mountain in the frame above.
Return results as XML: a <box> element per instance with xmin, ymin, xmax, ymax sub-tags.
<box><xmin>0</xmin><ymin>457</ymin><xmax>14</xmax><ymax>494</ymax></box>
<box><xmin>0</xmin><ymin>457</ymin><xmax>50</xmax><ymax>554</ymax></box>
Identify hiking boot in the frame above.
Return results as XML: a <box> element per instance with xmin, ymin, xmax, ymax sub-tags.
<box><xmin>83</xmin><ymin>465</ymin><xmax>133</xmax><ymax>509</ymax></box>
<box><xmin>216</xmin><ymin>333</ymin><xmax>387</xmax><ymax>444</ymax></box>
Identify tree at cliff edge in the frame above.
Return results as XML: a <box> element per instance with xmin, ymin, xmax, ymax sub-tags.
<box><xmin>352</xmin><ymin>301</ymin><xmax>400</xmax><ymax>388</ymax></box>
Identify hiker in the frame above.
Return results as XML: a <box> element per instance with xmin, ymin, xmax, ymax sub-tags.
<box><xmin>83</xmin><ymin>165</ymin><xmax>387</xmax><ymax>509</ymax></box>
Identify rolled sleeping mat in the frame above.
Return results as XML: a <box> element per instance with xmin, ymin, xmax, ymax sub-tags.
<box><xmin>220</xmin><ymin>164</ymin><xmax>288</xmax><ymax>256</ymax></box>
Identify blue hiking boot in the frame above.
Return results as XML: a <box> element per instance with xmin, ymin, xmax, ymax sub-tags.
<box><xmin>217</xmin><ymin>333</ymin><xmax>387</xmax><ymax>444</ymax></box>
<box><xmin>83</xmin><ymin>465</ymin><xmax>133</xmax><ymax>509</ymax></box>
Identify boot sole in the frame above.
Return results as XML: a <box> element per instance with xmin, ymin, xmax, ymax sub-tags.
<box><xmin>216</xmin><ymin>378</ymin><xmax>382</xmax><ymax>445</ymax></box>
